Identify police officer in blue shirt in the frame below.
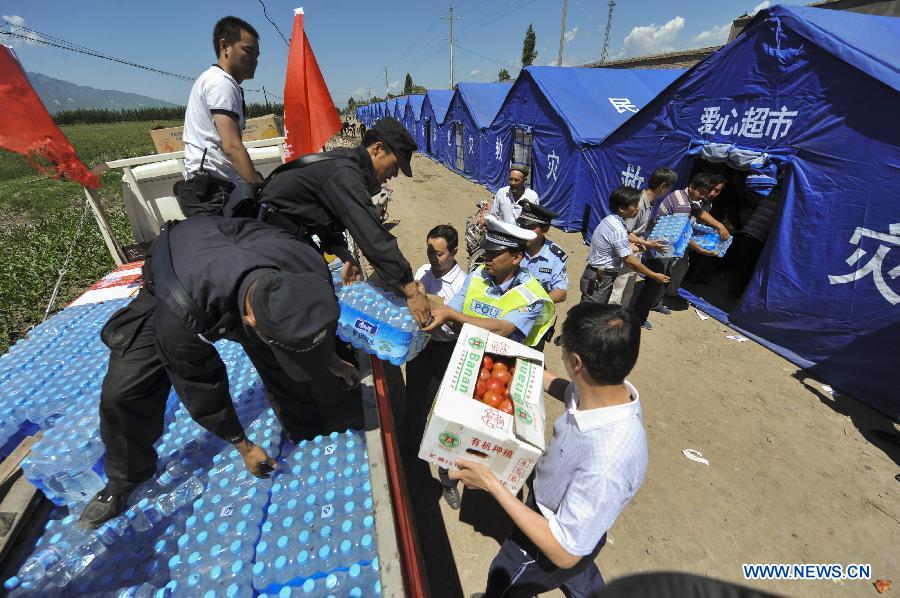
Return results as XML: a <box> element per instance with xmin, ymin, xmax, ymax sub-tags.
<box><xmin>517</xmin><ymin>202</ymin><xmax>567</xmax><ymax>350</ymax></box>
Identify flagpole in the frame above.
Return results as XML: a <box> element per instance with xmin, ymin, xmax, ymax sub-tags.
<box><xmin>83</xmin><ymin>186</ymin><xmax>127</xmax><ymax>266</ymax></box>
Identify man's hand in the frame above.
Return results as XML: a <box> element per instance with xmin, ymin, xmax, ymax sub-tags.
<box><xmin>715</xmin><ymin>224</ymin><xmax>731</xmax><ymax>240</ymax></box>
<box><xmin>652</xmin><ymin>272</ymin><xmax>671</xmax><ymax>284</ymax></box>
<box><xmin>341</xmin><ymin>260</ymin><xmax>362</xmax><ymax>285</ymax></box>
<box><xmin>402</xmin><ymin>282</ymin><xmax>432</xmax><ymax>325</ymax></box>
<box><xmin>647</xmin><ymin>239</ymin><xmax>669</xmax><ymax>253</ymax></box>
<box><xmin>422</xmin><ymin>304</ymin><xmax>454</xmax><ymax>332</ymax></box>
<box><xmin>234</xmin><ymin>439</ymin><xmax>277</xmax><ymax>478</ymax></box>
<box><xmin>329</xmin><ymin>353</ymin><xmax>362</xmax><ymax>389</ymax></box>
<box><xmin>447</xmin><ymin>458</ymin><xmax>502</xmax><ymax>494</ymax></box>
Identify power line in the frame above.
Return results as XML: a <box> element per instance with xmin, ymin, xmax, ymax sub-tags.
<box><xmin>0</xmin><ymin>24</ymin><xmax>281</xmax><ymax>99</ymax></box>
<box><xmin>454</xmin><ymin>44</ymin><xmax>509</xmax><ymax>68</ymax></box>
<box><xmin>257</xmin><ymin>0</ymin><xmax>290</xmax><ymax>47</ymax></box>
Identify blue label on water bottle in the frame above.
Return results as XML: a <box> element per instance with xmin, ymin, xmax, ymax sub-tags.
<box><xmin>353</xmin><ymin>319</ymin><xmax>378</xmax><ymax>336</ymax></box>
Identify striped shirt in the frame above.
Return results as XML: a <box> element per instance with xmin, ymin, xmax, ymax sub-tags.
<box><xmin>533</xmin><ymin>381</ymin><xmax>648</xmax><ymax>556</ymax></box>
<box><xmin>587</xmin><ymin>214</ymin><xmax>632</xmax><ymax>271</ymax></box>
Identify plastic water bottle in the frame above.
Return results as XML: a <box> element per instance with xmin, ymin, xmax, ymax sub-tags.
<box><xmin>117</xmin><ymin>582</ymin><xmax>159</xmax><ymax>597</ymax></box>
<box><xmin>5</xmin><ymin>542</ymin><xmax>70</xmax><ymax>590</ymax></box>
<box><xmin>130</xmin><ymin>477</ymin><xmax>204</xmax><ymax>532</ymax></box>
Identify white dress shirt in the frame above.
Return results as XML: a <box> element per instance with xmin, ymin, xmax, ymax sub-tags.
<box><xmin>415</xmin><ymin>262</ymin><xmax>466</xmax><ymax>342</ymax></box>
<box><xmin>490</xmin><ymin>186</ymin><xmax>540</xmax><ymax>224</ymax></box>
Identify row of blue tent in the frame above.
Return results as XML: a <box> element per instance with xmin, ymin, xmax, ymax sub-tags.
<box><xmin>356</xmin><ymin>5</ymin><xmax>899</xmax><ymax>419</ymax></box>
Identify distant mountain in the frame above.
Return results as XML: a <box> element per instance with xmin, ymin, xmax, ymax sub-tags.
<box><xmin>26</xmin><ymin>72</ymin><xmax>179</xmax><ymax>114</ymax></box>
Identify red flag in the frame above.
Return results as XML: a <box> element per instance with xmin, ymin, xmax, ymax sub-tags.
<box><xmin>282</xmin><ymin>8</ymin><xmax>341</xmax><ymax>160</ymax></box>
<box><xmin>0</xmin><ymin>45</ymin><xmax>99</xmax><ymax>188</ymax></box>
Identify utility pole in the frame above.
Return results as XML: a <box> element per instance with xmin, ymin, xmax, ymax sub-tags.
<box><xmin>384</xmin><ymin>66</ymin><xmax>389</xmax><ymax>97</ymax></box>
<box><xmin>262</xmin><ymin>85</ymin><xmax>270</xmax><ymax>108</ymax></box>
<box><xmin>600</xmin><ymin>0</ymin><xmax>616</xmax><ymax>64</ymax></box>
<box><xmin>557</xmin><ymin>0</ymin><xmax>568</xmax><ymax>67</ymax></box>
<box><xmin>366</xmin><ymin>86</ymin><xmax>372</xmax><ymax>102</ymax></box>
<box><xmin>443</xmin><ymin>4</ymin><xmax>460</xmax><ymax>88</ymax></box>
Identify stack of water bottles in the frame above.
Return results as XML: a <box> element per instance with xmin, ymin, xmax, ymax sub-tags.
<box><xmin>690</xmin><ymin>223</ymin><xmax>733</xmax><ymax>257</ymax></box>
<box><xmin>337</xmin><ymin>282</ymin><xmax>429</xmax><ymax>365</ymax></box>
<box><xmin>648</xmin><ymin>213</ymin><xmax>693</xmax><ymax>258</ymax></box>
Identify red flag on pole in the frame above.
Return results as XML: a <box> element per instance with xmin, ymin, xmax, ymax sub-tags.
<box><xmin>282</xmin><ymin>8</ymin><xmax>341</xmax><ymax>160</ymax></box>
<box><xmin>0</xmin><ymin>45</ymin><xmax>99</xmax><ymax>188</ymax></box>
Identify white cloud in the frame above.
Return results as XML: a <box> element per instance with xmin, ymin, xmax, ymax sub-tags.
<box><xmin>750</xmin><ymin>1</ymin><xmax>770</xmax><ymax>15</ymax></box>
<box><xmin>1</xmin><ymin>15</ymin><xmax>46</xmax><ymax>47</ymax></box>
<box><xmin>691</xmin><ymin>22</ymin><xmax>731</xmax><ymax>46</ymax></box>
<box><xmin>387</xmin><ymin>80</ymin><xmax>401</xmax><ymax>92</ymax></box>
<box><xmin>352</xmin><ymin>87</ymin><xmax>366</xmax><ymax>98</ymax></box>
<box><xmin>564</xmin><ymin>27</ymin><xmax>578</xmax><ymax>44</ymax></box>
<box><xmin>622</xmin><ymin>16</ymin><xmax>685</xmax><ymax>57</ymax></box>
<box><xmin>469</xmin><ymin>69</ymin><xmax>480</xmax><ymax>76</ymax></box>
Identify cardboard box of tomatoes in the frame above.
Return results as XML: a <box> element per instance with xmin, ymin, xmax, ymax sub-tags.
<box><xmin>418</xmin><ymin>323</ymin><xmax>546</xmax><ymax>494</ymax></box>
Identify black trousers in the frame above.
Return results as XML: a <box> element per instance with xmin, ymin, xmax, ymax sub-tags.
<box><xmin>174</xmin><ymin>175</ymin><xmax>235</xmax><ymax>218</ymax></box>
<box><xmin>98</xmin><ymin>289</ymin><xmax>328</xmax><ymax>493</ymax></box>
<box><xmin>402</xmin><ymin>340</ymin><xmax>456</xmax><ymax>453</ymax></box>
<box><xmin>631</xmin><ymin>256</ymin><xmax>678</xmax><ymax>324</ymax></box>
<box><xmin>579</xmin><ymin>264</ymin><xmax>619</xmax><ymax>305</ymax></box>
<box><xmin>484</xmin><ymin>490</ymin><xmax>606</xmax><ymax>597</ymax></box>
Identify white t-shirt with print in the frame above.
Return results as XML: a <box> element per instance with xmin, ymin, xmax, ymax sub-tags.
<box><xmin>183</xmin><ymin>65</ymin><xmax>245</xmax><ymax>183</ymax></box>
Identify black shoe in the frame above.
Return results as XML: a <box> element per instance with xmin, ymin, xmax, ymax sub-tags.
<box><xmin>650</xmin><ymin>303</ymin><xmax>672</xmax><ymax>315</ymax></box>
<box><xmin>78</xmin><ymin>489</ymin><xmax>132</xmax><ymax>529</ymax></box>
<box><xmin>641</xmin><ymin>320</ymin><xmax>653</xmax><ymax>330</ymax></box>
<box><xmin>442</xmin><ymin>485</ymin><xmax>461</xmax><ymax>510</ymax></box>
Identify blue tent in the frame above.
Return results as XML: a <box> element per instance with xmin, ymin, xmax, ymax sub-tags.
<box><xmin>402</xmin><ymin>94</ymin><xmax>426</xmax><ymax>149</ymax></box>
<box><xmin>586</xmin><ymin>5</ymin><xmax>900</xmax><ymax>417</ymax></box>
<box><xmin>420</xmin><ymin>89</ymin><xmax>454</xmax><ymax>161</ymax></box>
<box><xmin>490</xmin><ymin>66</ymin><xmax>682</xmax><ymax>230</ymax></box>
<box><xmin>445</xmin><ymin>82</ymin><xmax>512</xmax><ymax>186</ymax></box>
<box><xmin>385</xmin><ymin>98</ymin><xmax>399</xmax><ymax>122</ymax></box>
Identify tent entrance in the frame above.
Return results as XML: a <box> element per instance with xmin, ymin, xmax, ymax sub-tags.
<box><xmin>424</xmin><ymin>119</ymin><xmax>432</xmax><ymax>154</ymax></box>
<box><xmin>511</xmin><ymin>127</ymin><xmax>533</xmax><ymax>186</ymax></box>
<box><xmin>454</xmin><ymin>123</ymin><xmax>464</xmax><ymax>171</ymax></box>
<box><xmin>678</xmin><ymin>157</ymin><xmax>783</xmax><ymax>314</ymax></box>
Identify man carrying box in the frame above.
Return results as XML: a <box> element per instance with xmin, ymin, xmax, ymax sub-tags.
<box><xmin>450</xmin><ymin>303</ymin><xmax>648</xmax><ymax>597</ymax></box>
<box><xmin>424</xmin><ymin>215</ymin><xmax>555</xmax><ymax>508</ymax></box>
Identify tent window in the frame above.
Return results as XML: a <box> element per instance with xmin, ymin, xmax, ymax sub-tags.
<box><xmin>455</xmin><ymin>123</ymin><xmax>465</xmax><ymax>171</ymax></box>
<box><xmin>512</xmin><ymin>127</ymin><xmax>533</xmax><ymax>184</ymax></box>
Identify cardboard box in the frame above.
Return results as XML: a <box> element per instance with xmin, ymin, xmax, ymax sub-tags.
<box><xmin>148</xmin><ymin>114</ymin><xmax>284</xmax><ymax>153</ymax></box>
<box><xmin>418</xmin><ymin>323</ymin><xmax>546</xmax><ymax>494</ymax></box>
<box><xmin>149</xmin><ymin>126</ymin><xmax>184</xmax><ymax>154</ymax></box>
<box><xmin>242</xmin><ymin>115</ymin><xmax>284</xmax><ymax>141</ymax></box>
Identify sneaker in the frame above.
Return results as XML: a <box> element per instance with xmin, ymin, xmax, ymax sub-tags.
<box><xmin>641</xmin><ymin>320</ymin><xmax>653</xmax><ymax>330</ymax></box>
<box><xmin>442</xmin><ymin>485</ymin><xmax>462</xmax><ymax>510</ymax></box>
<box><xmin>650</xmin><ymin>303</ymin><xmax>672</xmax><ymax>315</ymax></box>
<box><xmin>78</xmin><ymin>489</ymin><xmax>132</xmax><ymax>529</ymax></box>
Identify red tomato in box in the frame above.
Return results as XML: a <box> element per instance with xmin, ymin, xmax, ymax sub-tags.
<box><xmin>482</xmin><ymin>355</ymin><xmax>494</xmax><ymax>370</ymax></box>
<box><xmin>498</xmin><ymin>399</ymin><xmax>514</xmax><ymax>414</ymax></box>
<box><xmin>492</xmin><ymin>369</ymin><xmax>511</xmax><ymax>385</ymax></box>
<box><xmin>486</xmin><ymin>378</ymin><xmax>505</xmax><ymax>395</ymax></box>
<box><xmin>475</xmin><ymin>380</ymin><xmax>486</xmax><ymax>398</ymax></box>
<box><xmin>492</xmin><ymin>362</ymin><xmax>509</xmax><ymax>373</ymax></box>
<box><xmin>482</xmin><ymin>390</ymin><xmax>503</xmax><ymax>408</ymax></box>
<box><xmin>478</xmin><ymin>368</ymin><xmax>491</xmax><ymax>382</ymax></box>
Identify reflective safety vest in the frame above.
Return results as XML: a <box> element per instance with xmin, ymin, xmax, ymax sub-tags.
<box><xmin>461</xmin><ymin>266</ymin><xmax>555</xmax><ymax>347</ymax></box>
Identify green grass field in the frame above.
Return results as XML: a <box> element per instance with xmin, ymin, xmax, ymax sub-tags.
<box><xmin>0</xmin><ymin>120</ymin><xmax>180</xmax><ymax>353</ymax></box>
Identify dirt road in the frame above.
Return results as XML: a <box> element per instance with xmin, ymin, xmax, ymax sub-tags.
<box><xmin>387</xmin><ymin>154</ymin><xmax>898</xmax><ymax>598</ymax></box>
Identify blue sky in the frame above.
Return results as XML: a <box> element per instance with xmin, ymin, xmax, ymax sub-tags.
<box><xmin>2</xmin><ymin>0</ymin><xmax>806</xmax><ymax>108</ymax></box>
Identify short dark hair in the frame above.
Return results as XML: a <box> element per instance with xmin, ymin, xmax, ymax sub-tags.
<box><xmin>690</xmin><ymin>171</ymin><xmax>726</xmax><ymax>192</ymax></box>
<box><xmin>648</xmin><ymin>167</ymin><xmax>678</xmax><ymax>191</ymax></box>
<box><xmin>427</xmin><ymin>224</ymin><xmax>459</xmax><ymax>252</ymax></box>
<box><xmin>213</xmin><ymin>17</ymin><xmax>259</xmax><ymax>57</ymax></box>
<box><xmin>608</xmin><ymin>186</ymin><xmax>642</xmax><ymax>213</ymax></box>
<box><xmin>560</xmin><ymin>303</ymin><xmax>640</xmax><ymax>385</ymax></box>
<box><xmin>362</xmin><ymin>129</ymin><xmax>394</xmax><ymax>154</ymax></box>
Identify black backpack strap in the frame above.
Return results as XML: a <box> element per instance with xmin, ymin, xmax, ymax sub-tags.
<box><xmin>156</xmin><ymin>221</ymin><xmax>216</xmax><ymax>335</ymax></box>
<box><xmin>260</xmin><ymin>152</ymin><xmax>337</xmax><ymax>191</ymax></box>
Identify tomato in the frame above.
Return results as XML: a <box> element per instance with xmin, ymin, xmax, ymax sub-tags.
<box><xmin>482</xmin><ymin>355</ymin><xmax>494</xmax><ymax>370</ymax></box>
<box><xmin>498</xmin><ymin>399</ymin><xmax>514</xmax><ymax>414</ymax></box>
<box><xmin>475</xmin><ymin>379</ymin><xmax>486</xmax><ymax>398</ymax></box>
<box><xmin>486</xmin><ymin>378</ymin><xmax>505</xmax><ymax>395</ymax></box>
<box><xmin>503</xmin><ymin>387</ymin><xmax>509</xmax><ymax>400</ymax></box>
<box><xmin>478</xmin><ymin>368</ymin><xmax>491</xmax><ymax>382</ymax></box>
<box><xmin>482</xmin><ymin>390</ymin><xmax>503</xmax><ymax>408</ymax></box>
<box><xmin>492</xmin><ymin>369</ymin><xmax>511</xmax><ymax>385</ymax></box>
<box><xmin>492</xmin><ymin>362</ymin><xmax>509</xmax><ymax>373</ymax></box>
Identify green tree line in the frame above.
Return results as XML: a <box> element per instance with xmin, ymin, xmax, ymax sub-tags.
<box><xmin>52</xmin><ymin>103</ymin><xmax>284</xmax><ymax>126</ymax></box>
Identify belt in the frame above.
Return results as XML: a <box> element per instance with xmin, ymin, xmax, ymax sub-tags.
<box><xmin>587</xmin><ymin>265</ymin><xmax>619</xmax><ymax>277</ymax></box>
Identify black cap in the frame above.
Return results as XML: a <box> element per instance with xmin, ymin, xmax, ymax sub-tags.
<box><xmin>372</xmin><ymin>117</ymin><xmax>417</xmax><ymax>177</ymax></box>
<box><xmin>240</xmin><ymin>270</ymin><xmax>339</xmax><ymax>381</ymax></box>
<box><xmin>517</xmin><ymin>202</ymin><xmax>557</xmax><ymax>228</ymax></box>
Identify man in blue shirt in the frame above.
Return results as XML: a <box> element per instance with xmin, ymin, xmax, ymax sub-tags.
<box><xmin>517</xmin><ymin>202</ymin><xmax>567</xmax><ymax>350</ymax></box>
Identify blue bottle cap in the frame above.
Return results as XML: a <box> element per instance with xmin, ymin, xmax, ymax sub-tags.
<box><xmin>275</xmin><ymin>555</ymin><xmax>287</xmax><ymax>569</ymax></box>
<box><xmin>302</xmin><ymin>579</ymin><xmax>316</xmax><ymax>593</ymax></box>
<box><xmin>350</xmin><ymin>563</ymin><xmax>362</xmax><ymax>577</ymax></box>
<box><xmin>252</xmin><ymin>561</ymin><xmax>265</xmax><ymax>575</ymax></box>
<box><xmin>318</xmin><ymin>545</ymin><xmax>330</xmax><ymax>558</ymax></box>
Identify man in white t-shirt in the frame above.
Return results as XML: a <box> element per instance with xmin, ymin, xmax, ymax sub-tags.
<box><xmin>177</xmin><ymin>16</ymin><xmax>264</xmax><ymax>217</ymax></box>
<box><xmin>403</xmin><ymin>224</ymin><xmax>466</xmax><ymax>456</ymax></box>
<box><xmin>451</xmin><ymin>303</ymin><xmax>648</xmax><ymax>596</ymax></box>
<box><xmin>489</xmin><ymin>163</ymin><xmax>539</xmax><ymax>224</ymax></box>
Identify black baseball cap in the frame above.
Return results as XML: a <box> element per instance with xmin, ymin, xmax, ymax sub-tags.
<box><xmin>239</xmin><ymin>269</ymin><xmax>339</xmax><ymax>381</ymax></box>
<box><xmin>372</xmin><ymin>117</ymin><xmax>417</xmax><ymax>177</ymax></box>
